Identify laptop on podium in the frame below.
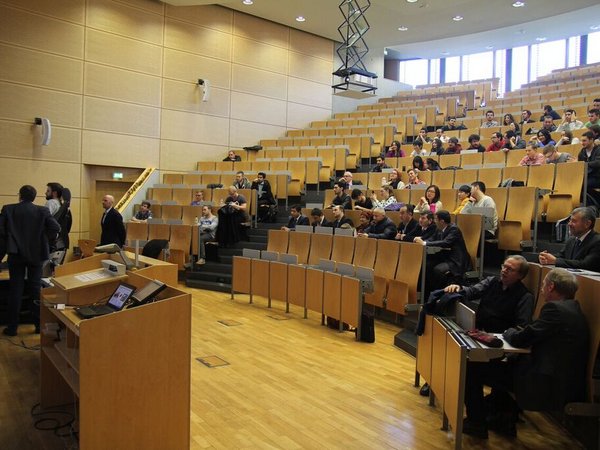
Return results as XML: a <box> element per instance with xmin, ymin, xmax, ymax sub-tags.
<box><xmin>76</xmin><ymin>282</ymin><xmax>136</xmax><ymax>319</ymax></box>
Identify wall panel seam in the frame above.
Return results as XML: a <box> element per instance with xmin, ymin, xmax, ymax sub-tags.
<box><xmin>0</xmin><ymin>2</ymin><xmax>85</xmax><ymax>27</ymax></box>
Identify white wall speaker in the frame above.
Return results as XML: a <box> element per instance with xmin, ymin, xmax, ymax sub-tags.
<box><xmin>35</xmin><ymin>117</ymin><xmax>52</xmax><ymax>146</ymax></box>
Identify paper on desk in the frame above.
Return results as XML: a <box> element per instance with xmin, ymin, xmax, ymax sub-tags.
<box><xmin>74</xmin><ymin>271</ymin><xmax>111</xmax><ymax>282</ymax></box>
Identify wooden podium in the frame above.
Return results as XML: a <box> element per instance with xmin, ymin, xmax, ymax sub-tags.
<box><xmin>40</xmin><ymin>256</ymin><xmax>190</xmax><ymax>449</ymax></box>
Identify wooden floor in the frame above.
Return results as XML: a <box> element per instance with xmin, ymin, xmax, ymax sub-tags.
<box><xmin>0</xmin><ymin>285</ymin><xmax>583</xmax><ymax>449</ymax></box>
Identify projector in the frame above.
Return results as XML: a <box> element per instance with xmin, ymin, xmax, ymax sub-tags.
<box><xmin>101</xmin><ymin>259</ymin><xmax>126</xmax><ymax>276</ymax></box>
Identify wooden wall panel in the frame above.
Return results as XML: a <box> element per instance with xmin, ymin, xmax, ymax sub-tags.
<box><xmin>287</xmin><ymin>103</ymin><xmax>331</xmax><ymax>130</ymax></box>
<box><xmin>0</xmin><ymin>0</ymin><xmax>85</xmax><ymax>23</ymax></box>
<box><xmin>0</xmin><ymin>5</ymin><xmax>84</xmax><ymax>58</ymax></box>
<box><xmin>0</xmin><ymin>120</ymin><xmax>81</xmax><ymax>163</ymax></box>
<box><xmin>83</xmin><ymin>97</ymin><xmax>160</xmax><ymax>137</ymax></box>
<box><xmin>113</xmin><ymin>0</ymin><xmax>164</xmax><ymax>15</ymax></box>
<box><xmin>164</xmin><ymin>18</ymin><xmax>232</xmax><ymax>61</ymax></box>
<box><xmin>233</xmin><ymin>12</ymin><xmax>288</xmax><ymax>48</ymax></box>
<box><xmin>229</xmin><ymin>120</ymin><xmax>286</xmax><ymax>148</ymax></box>
<box><xmin>163</xmin><ymin>48</ymin><xmax>231</xmax><ymax>89</ymax></box>
<box><xmin>86</xmin><ymin>29</ymin><xmax>162</xmax><ymax>75</ymax></box>
<box><xmin>84</xmin><ymin>63</ymin><xmax>161</xmax><ymax>107</ymax></box>
<box><xmin>232</xmin><ymin>37</ymin><xmax>288</xmax><ymax>75</ymax></box>
<box><xmin>160</xmin><ymin>141</ymin><xmax>227</xmax><ymax>170</ymax></box>
<box><xmin>68</xmin><ymin>198</ymin><xmax>81</xmax><ymax>233</ymax></box>
<box><xmin>162</xmin><ymin>79</ymin><xmax>230</xmax><ymax>117</ymax></box>
<box><xmin>289</xmin><ymin>29</ymin><xmax>333</xmax><ymax>61</ymax></box>
<box><xmin>161</xmin><ymin>109</ymin><xmax>229</xmax><ymax>146</ymax></box>
<box><xmin>288</xmin><ymin>78</ymin><xmax>333</xmax><ymax>110</ymax></box>
<box><xmin>231</xmin><ymin>65</ymin><xmax>287</xmax><ymax>100</ymax></box>
<box><xmin>0</xmin><ymin>160</ymin><xmax>81</xmax><ymax>198</ymax></box>
<box><xmin>0</xmin><ymin>44</ymin><xmax>83</xmax><ymax>94</ymax></box>
<box><xmin>86</xmin><ymin>0</ymin><xmax>164</xmax><ymax>45</ymax></box>
<box><xmin>165</xmin><ymin>4</ymin><xmax>232</xmax><ymax>33</ymax></box>
<box><xmin>82</xmin><ymin>130</ymin><xmax>160</xmax><ymax>168</ymax></box>
<box><xmin>79</xmin><ymin>198</ymin><xmax>91</xmax><ymax>234</ymax></box>
<box><xmin>289</xmin><ymin>52</ymin><xmax>333</xmax><ymax>85</ymax></box>
<box><xmin>230</xmin><ymin>92</ymin><xmax>287</xmax><ymax>127</ymax></box>
<box><xmin>0</xmin><ymin>82</ymin><xmax>82</xmax><ymax>127</ymax></box>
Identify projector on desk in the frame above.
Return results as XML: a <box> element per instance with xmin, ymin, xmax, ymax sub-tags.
<box><xmin>101</xmin><ymin>259</ymin><xmax>126</xmax><ymax>276</ymax></box>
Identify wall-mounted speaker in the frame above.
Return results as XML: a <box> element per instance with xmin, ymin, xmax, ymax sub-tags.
<box><xmin>34</xmin><ymin>117</ymin><xmax>52</xmax><ymax>146</ymax></box>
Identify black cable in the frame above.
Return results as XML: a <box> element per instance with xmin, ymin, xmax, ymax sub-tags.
<box><xmin>0</xmin><ymin>336</ymin><xmax>40</xmax><ymax>351</ymax></box>
<box><xmin>30</xmin><ymin>402</ymin><xmax>79</xmax><ymax>441</ymax></box>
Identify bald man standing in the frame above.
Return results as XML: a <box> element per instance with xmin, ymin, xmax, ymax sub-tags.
<box><xmin>100</xmin><ymin>194</ymin><xmax>126</xmax><ymax>247</ymax></box>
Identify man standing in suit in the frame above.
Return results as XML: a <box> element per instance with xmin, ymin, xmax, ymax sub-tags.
<box><xmin>100</xmin><ymin>194</ymin><xmax>126</xmax><ymax>247</ymax></box>
<box><xmin>281</xmin><ymin>205</ymin><xmax>309</xmax><ymax>231</ymax></box>
<box><xmin>0</xmin><ymin>185</ymin><xmax>60</xmax><ymax>336</ymax></box>
<box><xmin>539</xmin><ymin>206</ymin><xmax>600</xmax><ymax>272</ymax></box>
<box><xmin>358</xmin><ymin>207</ymin><xmax>396</xmax><ymax>240</ymax></box>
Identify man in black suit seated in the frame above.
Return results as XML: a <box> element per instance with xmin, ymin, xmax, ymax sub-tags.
<box><xmin>358</xmin><ymin>207</ymin><xmax>396</xmax><ymax>240</ymax></box>
<box><xmin>100</xmin><ymin>194</ymin><xmax>126</xmax><ymax>247</ymax></box>
<box><xmin>251</xmin><ymin>172</ymin><xmax>275</xmax><ymax>223</ymax></box>
<box><xmin>0</xmin><ymin>185</ymin><xmax>60</xmax><ymax>336</ymax></box>
<box><xmin>461</xmin><ymin>268</ymin><xmax>588</xmax><ymax>439</ymax></box>
<box><xmin>328</xmin><ymin>205</ymin><xmax>353</xmax><ymax>229</ymax></box>
<box><xmin>415</xmin><ymin>210</ymin><xmax>471</xmax><ymax>295</ymax></box>
<box><xmin>281</xmin><ymin>204</ymin><xmax>309</xmax><ymax>231</ymax></box>
<box><xmin>395</xmin><ymin>204</ymin><xmax>417</xmax><ymax>240</ymax></box>
<box><xmin>310</xmin><ymin>208</ymin><xmax>330</xmax><ymax>228</ymax></box>
<box><xmin>539</xmin><ymin>206</ymin><xmax>600</xmax><ymax>272</ymax></box>
<box><xmin>329</xmin><ymin>181</ymin><xmax>352</xmax><ymax>210</ymax></box>
<box><xmin>400</xmin><ymin>210</ymin><xmax>437</xmax><ymax>242</ymax></box>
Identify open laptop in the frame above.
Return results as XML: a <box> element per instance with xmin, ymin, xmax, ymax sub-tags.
<box><xmin>76</xmin><ymin>282</ymin><xmax>136</xmax><ymax>319</ymax></box>
<box><xmin>128</xmin><ymin>279</ymin><xmax>167</xmax><ymax>308</ymax></box>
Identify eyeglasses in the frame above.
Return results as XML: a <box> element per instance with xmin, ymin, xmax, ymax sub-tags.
<box><xmin>501</xmin><ymin>264</ymin><xmax>516</xmax><ymax>273</ymax></box>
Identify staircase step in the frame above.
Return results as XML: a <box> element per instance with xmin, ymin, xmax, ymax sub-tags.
<box><xmin>192</xmin><ymin>262</ymin><xmax>231</xmax><ymax>274</ymax></box>
<box><xmin>394</xmin><ymin>329</ymin><xmax>417</xmax><ymax>356</ymax></box>
<box><xmin>187</xmin><ymin>271</ymin><xmax>232</xmax><ymax>284</ymax></box>
<box><xmin>186</xmin><ymin>279</ymin><xmax>231</xmax><ymax>293</ymax></box>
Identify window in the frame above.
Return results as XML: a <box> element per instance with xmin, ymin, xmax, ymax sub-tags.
<box><xmin>530</xmin><ymin>39</ymin><xmax>566</xmax><ymax>81</ymax></box>
<box><xmin>567</xmin><ymin>36</ymin><xmax>581</xmax><ymax>68</ymax></box>
<box><xmin>462</xmin><ymin>51</ymin><xmax>493</xmax><ymax>81</ymax></box>
<box><xmin>398</xmin><ymin>59</ymin><xmax>429</xmax><ymax>87</ymax></box>
<box><xmin>511</xmin><ymin>45</ymin><xmax>529</xmax><ymax>91</ymax></box>
<box><xmin>429</xmin><ymin>59</ymin><xmax>440</xmax><ymax>85</ymax></box>
<box><xmin>588</xmin><ymin>31</ymin><xmax>600</xmax><ymax>64</ymax></box>
<box><xmin>494</xmin><ymin>49</ymin><xmax>506</xmax><ymax>97</ymax></box>
<box><xmin>445</xmin><ymin>56</ymin><xmax>460</xmax><ymax>83</ymax></box>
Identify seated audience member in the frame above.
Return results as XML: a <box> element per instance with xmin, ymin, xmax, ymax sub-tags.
<box><xmin>519</xmin><ymin>109</ymin><xmax>535</xmax><ymax>134</ymax></box>
<box><xmin>371</xmin><ymin>156</ymin><xmax>389</xmax><ymax>172</ymax></box>
<box><xmin>416</xmin><ymin>184</ymin><xmax>442</xmax><ymax>214</ymax></box>
<box><xmin>355</xmin><ymin>210</ymin><xmax>372</xmax><ymax>234</ymax></box>
<box><xmin>502</xmin><ymin>113</ymin><xmax>520</xmax><ymax>134</ymax></box>
<box><xmin>431</xmin><ymin>138</ymin><xmax>445</xmax><ymax>155</ymax></box>
<box><xmin>452</xmin><ymin>185</ymin><xmax>471</xmax><ymax>214</ymax></box>
<box><xmin>519</xmin><ymin>144</ymin><xmax>546</xmax><ymax>166</ymax></box>
<box><xmin>340</xmin><ymin>171</ymin><xmax>362</xmax><ymax>189</ymax></box>
<box><xmin>593</xmin><ymin>98</ymin><xmax>600</xmax><ymax>110</ymax></box>
<box><xmin>441</xmin><ymin>117</ymin><xmax>466</xmax><ymax>132</ymax></box>
<box><xmin>590</xmin><ymin>124</ymin><xmax>600</xmax><ymax>145</ymax></box>
<box><xmin>533</xmin><ymin>129</ymin><xmax>555</xmax><ymax>147</ymax></box>
<box><xmin>502</xmin><ymin>130</ymin><xmax>526</xmax><ymax>150</ymax></box>
<box><xmin>411</xmin><ymin>140</ymin><xmax>428</xmax><ymax>157</ymax></box>
<box><xmin>556</xmin><ymin>109</ymin><xmax>584</xmax><ymax>132</ymax></box>
<box><xmin>426</xmin><ymin>158</ymin><xmax>441</xmax><ymax>171</ymax></box>
<box><xmin>233</xmin><ymin>171</ymin><xmax>251</xmax><ymax>190</ymax></box>
<box><xmin>539</xmin><ymin>206</ymin><xmax>600</xmax><ymax>272</ymax></box>
<box><xmin>196</xmin><ymin>205</ymin><xmax>218</xmax><ymax>265</ymax></box>
<box><xmin>414</xmin><ymin>210</ymin><xmax>471</xmax><ymax>296</ymax></box>
<box><xmin>223</xmin><ymin>150</ymin><xmax>241</xmax><ymax>162</ymax></box>
<box><xmin>281</xmin><ymin>204</ymin><xmax>309</xmax><ymax>231</ymax></box>
<box><xmin>358</xmin><ymin>207</ymin><xmax>397</xmax><ymax>240</ymax></box>
<box><xmin>383</xmin><ymin>168</ymin><xmax>405</xmax><ymax>189</ymax></box>
<box><xmin>401</xmin><ymin>210</ymin><xmax>437</xmax><ymax>242</ymax></box>
<box><xmin>404</xmin><ymin>168</ymin><xmax>427</xmax><ymax>189</ymax></box>
<box><xmin>216</xmin><ymin>186</ymin><xmax>247</xmax><ymax>246</ymax></box>
<box><xmin>585</xmin><ymin>108</ymin><xmax>600</xmax><ymax>129</ymax></box>
<box><xmin>395</xmin><ymin>204</ymin><xmax>418</xmax><ymax>239</ymax></box>
<box><xmin>414</xmin><ymin>127</ymin><xmax>432</xmax><ymax>145</ymax></box>
<box><xmin>445</xmin><ymin>137</ymin><xmax>462</xmax><ymax>154</ymax></box>
<box><xmin>251</xmin><ymin>172</ymin><xmax>275</xmax><ymax>222</ymax></box>
<box><xmin>385</xmin><ymin>140</ymin><xmax>404</xmax><ymax>158</ymax></box>
<box><xmin>543</xmin><ymin>144</ymin><xmax>575</xmax><ymax>164</ymax></box>
<box><xmin>481</xmin><ymin>110</ymin><xmax>498</xmax><ymax>128</ymax></box>
<box><xmin>527</xmin><ymin>115</ymin><xmax>557</xmax><ymax>135</ymax></box>
<box><xmin>329</xmin><ymin>181</ymin><xmax>352</xmax><ymax>210</ymax></box>
<box><xmin>486</xmin><ymin>132</ymin><xmax>505</xmax><ymax>152</ymax></box>
<box><xmin>540</xmin><ymin>104</ymin><xmax>561</xmax><ymax>121</ymax></box>
<box><xmin>131</xmin><ymin>200</ymin><xmax>152</xmax><ymax>223</ymax></box>
<box><xmin>351</xmin><ymin>188</ymin><xmax>373</xmax><ymax>211</ymax></box>
<box><xmin>328</xmin><ymin>205</ymin><xmax>353</xmax><ymax>228</ymax></box>
<box><xmin>466</xmin><ymin>134</ymin><xmax>486</xmax><ymax>153</ymax></box>
<box><xmin>577</xmin><ymin>131</ymin><xmax>600</xmax><ymax>206</ymax></box>
<box><xmin>461</xmin><ymin>268</ymin><xmax>587</xmax><ymax>439</ymax></box>
<box><xmin>461</xmin><ymin>181</ymin><xmax>498</xmax><ymax>238</ymax></box>
<box><xmin>370</xmin><ymin>185</ymin><xmax>397</xmax><ymax>209</ymax></box>
<box><xmin>191</xmin><ymin>191</ymin><xmax>204</xmax><ymax>206</ymax></box>
<box><xmin>555</xmin><ymin>130</ymin><xmax>579</xmax><ymax>147</ymax></box>
<box><xmin>310</xmin><ymin>208</ymin><xmax>330</xmax><ymax>228</ymax></box>
<box><xmin>435</xmin><ymin>129</ymin><xmax>449</xmax><ymax>144</ymax></box>
<box><xmin>412</xmin><ymin>156</ymin><xmax>426</xmax><ymax>171</ymax></box>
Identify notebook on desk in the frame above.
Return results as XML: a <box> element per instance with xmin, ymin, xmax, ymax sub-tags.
<box><xmin>456</xmin><ymin>302</ymin><xmax>476</xmax><ymax>331</ymax></box>
<box><xmin>75</xmin><ymin>282</ymin><xmax>136</xmax><ymax>319</ymax></box>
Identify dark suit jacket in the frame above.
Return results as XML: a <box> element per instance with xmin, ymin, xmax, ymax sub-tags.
<box><xmin>251</xmin><ymin>180</ymin><xmax>275</xmax><ymax>204</ymax></box>
<box><xmin>397</xmin><ymin>218</ymin><xmax>418</xmax><ymax>236</ymax></box>
<box><xmin>578</xmin><ymin>145</ymin><xmax>600</xmax><ymax>178</ymax></box>
<box><xmin>312</xmin><ymin>218</ymin><xmax>331</xmax><ymax>228</ymax></box>
<box><xmin>286</xmin><ymin>215</ymin><xmax>309</xmax><ymax>229</ymax></box>
<box><xmin>0</xmin><ymin>201</ymin><xmax>60</xmax><ymax>264</ymax></box>
<box><xmin>555</xmin><ymin>231</ymin><xmax>600</xmax><ymax>272</ymax></box>
<box><xmin>223</xmin><ymin>156</ymin><xmax>241</xmax><ymax>161</ymax></box>
<box><xmin>329</xmin><ymin>216</ymin><xmax>354</xmax><ymax>228</ymax></box>
<box><xmin>504</xmin><ymin>300</ymin><xmax>588</xmax><ymax>411</ymax></box>
<box><xmin>365</xmin><ymin>217</ymin><xmax>397</xmax><ymax>240</ymax></box>
<box><xmin>100</xmin><ymin>208</ymin><xmax>126</xmax><ymax>247</ymax></box>
<box><xmin>402</xmin><ymin>223</ymin><xmax>436</xmax><ymax>242</ymax></box>
<box><xmin>425</xmin><ymin>224</ymin><xmax>471</xmax><ymax>275</ymax></box>
<box><xmin>331</xmin><ymin>194</ymin><xmax>352</xmax><ymax>210</ymax></box>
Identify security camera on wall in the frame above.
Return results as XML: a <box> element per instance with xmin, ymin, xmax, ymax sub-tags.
<box><xmin>34</xmin><ymin>117</ymin><xmax>52</xmax><ymax>146</ymax></box>
<box><xmin>197</xmin><ymin>79</ymin><xmax>210</xmax><ymax>102</ymax></box>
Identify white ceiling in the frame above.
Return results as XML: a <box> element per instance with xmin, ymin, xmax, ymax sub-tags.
<box><xmin>163</xmin><ymin>0</ymin><xmax>600</xmax><ymax>60</ymax></box>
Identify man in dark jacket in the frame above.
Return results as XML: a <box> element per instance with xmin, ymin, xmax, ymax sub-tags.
<box><xmin>359</xmin><ymin>208</ymin><xmax>396</xmax><ymax>239</ymax></box>
<box><xmin>100</xmin><ymin>194</ymin><xmax>126</xmax><ymax>247</ymax></box>
<box><xmin>395</xmin><ymin>204</ymin><xmax>418</xmax><ymax>240</ymax></box>
<box><xmin>577</xmin><ymin>131</ymin><xmax>600</xmax><ymax>206</ymax></box>
<box><xmin>251</xmin><ymin>172</ymin><xmax>275</xmax><ymax>222</ymax></box>
<box><xmin>281</xmin><ymin>205</ymin><xmax>309</xmax><ymax>231</ymax></box>
<box><xmin>328</xmin><ymin>205</ymin><xmax>353</xmax><ymax>229</ymax></box>
<box><xmin>401</xmin><ymin>211</ymin><xmax>437</xmax><ymax>242</ymax></box>
<box><xmin>0</xmin><ymin>185</ymin><xmax>60</xmax><ymax>336</ymax></box>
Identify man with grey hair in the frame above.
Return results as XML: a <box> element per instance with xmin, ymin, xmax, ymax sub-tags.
<box><xmin>358</xmin><ymin>207</ymin><xmax>396</xmax><ymax>239</ymax></box>
<box><xmin>539</xmin><ymin>206</ymin><xmax>600</xmax><ymax>272</ymax></box>
<box><xmin>100</xmin><ymin>194</ymin><xmax>126</xmax><ymax>247</ymax></box>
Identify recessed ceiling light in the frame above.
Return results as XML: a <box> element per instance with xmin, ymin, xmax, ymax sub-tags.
<box><xmin>242</xmin><ymin>0</ymin><xmax>253</xmax><ymax>5</ymax></box>
<box><xmin>485</xmin><ymin>45</ymin><xmax>494</xmax><ymax>50</ymax></box>
<box><xmin>398</xmin><ymin>26</ymin><xmax>408</xmax><ymax>31</ymax></box>
<box><xmin>295</xmin><ymin>16</ymin><xmax>306</xmax><ymax>22</ymax></box>
<box><xmin>591</xmin><ymin>25</ymin><xmax>600</xmax><ymax>30</ymax></box>
<box><xmin>452</xmin><ymin>15</ymin><xmax>463</xmax><ymax>21</ymax></box>
<box><xmin>536</xmin><ymin>37</ymin><xmax>547</xmax><ymax>42</ymax></box>
<box><xmin>441</xmin><ymin>51</ymin><xmax>450</xmax><ymax>56</ymax></box>
<box><xmin>406</xmin><ymin>0</ymin><xmax>419</xmax><ymax>3</ymax></box>
<box><xmin>512</xmin><ymin>1</ymin><xmax>525</xmax><ymax>7</ymax></box>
